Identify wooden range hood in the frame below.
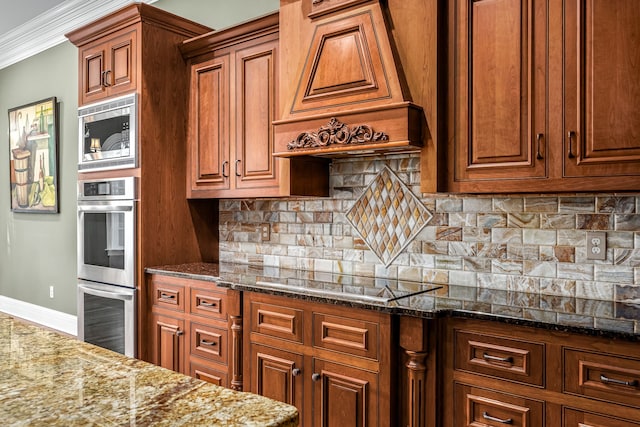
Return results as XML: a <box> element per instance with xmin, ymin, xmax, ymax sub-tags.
<box><xmin>273</xmin><ymin>0</ymin><xmax>424</xmax><ymax>157</ymax></box>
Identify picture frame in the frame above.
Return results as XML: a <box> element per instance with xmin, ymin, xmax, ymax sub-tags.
<box><xmin>8</xmin><ymin>97</ymin><xmax>59</xmax><ymax>213</ymax></box>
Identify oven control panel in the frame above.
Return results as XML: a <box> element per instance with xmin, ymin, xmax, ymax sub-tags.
<box><xmin>78</xmin><ymin>177</ymin><xmax>136</xmax><ymax>200</ymax></box>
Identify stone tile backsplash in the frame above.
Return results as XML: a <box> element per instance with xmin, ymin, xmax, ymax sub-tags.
<box><xmin>218</xmin><ymin>153</ymin><xmax>640</xmax><ymax>305</ymax></box>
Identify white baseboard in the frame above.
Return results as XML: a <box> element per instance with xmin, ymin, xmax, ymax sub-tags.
<box><xmin>0</xmin><ymin>296</ymin><xmax>77</xmax><ymax>336</ymax></box>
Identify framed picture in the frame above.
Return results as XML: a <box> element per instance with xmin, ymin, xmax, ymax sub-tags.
<box><xmin>8</xmin><ymin>97</ymin><xmax>59</xmax><ymax>213</ymax></box>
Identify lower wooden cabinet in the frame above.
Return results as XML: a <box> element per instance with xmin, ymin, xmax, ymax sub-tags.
<box><xmin>563</xmin><ymin>408</ymin><xmax>640</xmax><ymax>427</ymax></box>
<box><xmin>443</xmin><ymin>318</ymin><xmax>640</xmax><ymax>427</ymax></box>
<box><xmin>150</xmin><ymin>312</ymin><xmax>185</xmax><ymax>373</ymax></box>
<box><xmin>145</xmin><ymin>273</ymin><xmax>242</xmax><ymax>390</ymax></box>
<box><xmin>244</xmin><ymin>292</ymin><xmax>393</xmax><ymax>426</ymax></box>
<box><xmin>311</xmin><ymin>358</ymin><xmax>380</xmax><ymax>427</ymax></box>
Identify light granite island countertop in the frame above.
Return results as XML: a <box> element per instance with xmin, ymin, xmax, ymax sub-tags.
<box><xmin>0</xmin><ymin>312</ymin><xmax>298</xmax><ymax>426</ymax></box>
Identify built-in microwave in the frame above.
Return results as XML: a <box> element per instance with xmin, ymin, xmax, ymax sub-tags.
<box><xmin>78</xmin><ymin>93</ymin><xmax>137</xmax><ymax>172</ymax></box>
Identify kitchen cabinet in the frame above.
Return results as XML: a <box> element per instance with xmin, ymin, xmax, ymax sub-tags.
<box><xmin>443</xmin><ymin>318</ymin><xmax>640</xmax><ymax>426</ymax></box>
<box><xmin>68</xmin><ymin>5</ymin><xmax>218</xmax><ymax>361</ymax></box>
<box><xmin>181</xmin><ymin>12</ymin><xmax>329</xmax><ymax>198</ymax></box>
<box><xmin>563</xmin><ymin>408</ymin><xmax>640</xmax><ymax>427</ymax></box>
<box><xmin>67</xmin><ymin>4</ymin><xmax>210</xmax><ymax>107</ymax></box>
<box><xmin>78</xmin><ymin>29</ymin><xmax>136</xmax><ymax>105</ymax></box>
<box><xmin>447</xmin><ymin>0</ymin><xmax>640</xmax><ymax>192</ymax></box>
<box><xmin>243</xmin><ymin>292</ymin><xmax>393</xmax><ymax>426</ymax></box>
<box><xmin>147</xmin><ymin>273</ymin><xmax>242</xmax><ymax>390</ymax></box>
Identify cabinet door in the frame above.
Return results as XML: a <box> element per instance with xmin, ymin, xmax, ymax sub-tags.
<box><xmin>563</xmin><ymin>0</ymin><xmax>640</xmax><ymax>179</ymax></box>
<box><xmin>249</xmin><ymin>343</ymin><xmax>304</xmax><ymax>411</ymax></box>
<box><xmin>233</xmin><ymin>37</ymin><xmax>280</xmax><ymax>192</ymax></box>
<box><xmin>188</xmin><ymin>54</ymin><xmax>231</xmax><ymax>196</ymax></box>
<box><xmin>449</xmin><ymin>0</ymin><xmax>547</xmax><ymax>189</ymax></box>
<box><xmin>80</xmin><ymin>42</ymin><xmax>107</xmax><ymax>104</ymax></box>
<box><xmin>150</xmin><ymin>312</ymin><xmax>185</xmax><ymax>373</ymax></box>
<box><xmin>564</xmin><ymin>408</ymin><xmax>640</xmax><ymax>427</ymax></box>
<box><xmin>79</xmin><ymin>30</ymin><xmax>136</xmax><ymax>105</ymax></box>
<box><xmin>105</xmin><ymin>31</ymin><xmax>136</xmax><ymax>98</ymax></box>
<box><xmin>311</xmin><ymin>358</ymin><xmax>378</xmax><ymax>427</ymax></box>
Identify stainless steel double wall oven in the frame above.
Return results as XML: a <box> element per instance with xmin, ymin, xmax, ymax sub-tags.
<box><xmin>77</xmin><ymin>176</ymin><xmax>137</xmax><ymax>357</ymax></box>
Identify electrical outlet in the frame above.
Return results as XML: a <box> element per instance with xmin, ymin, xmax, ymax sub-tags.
<box><xmin>260</xmin><ymin>223</ymin><xmax>270</xmax><ymax>241</ymax></box>
<box><xmin>49</xmin><ymin>286</ymin><xmax>54</xmax><ymax>299</ymax></box>
<box><xmin>586</xmin><ymin>231</ymin><xmax>606</xmax><ymax>261</ymax></box>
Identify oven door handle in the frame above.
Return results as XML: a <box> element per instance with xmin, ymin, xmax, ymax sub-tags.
<box><xmin>78</xmin><ymin>204</ymin><xmax>133</xmax><ymax>212</ymax></box>
<box><xmin>78</xmin><ymin>283</ymin><xmax>134</xmax><ymax>301</ymax></box>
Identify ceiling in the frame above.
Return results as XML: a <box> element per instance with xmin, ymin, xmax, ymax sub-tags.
<box><xmin>0</xmin><ymin>0</ymin><xmax>67</xmax><ymax>35</ymax></box>
<box><xmin>0</xmin><ymin>0</ymin><xmax>156</xmax><ymax>70</ymax></box>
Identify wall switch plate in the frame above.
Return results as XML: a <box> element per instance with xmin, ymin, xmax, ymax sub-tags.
<box><xmin>586</xmin><ymin>231</ymin><xmax>606</xmax><ymax>261</ymax></box>
<box><xmin>260</xmin><ymin>223</ymin><xmax>270</xmax><ymax>241</ymax></box>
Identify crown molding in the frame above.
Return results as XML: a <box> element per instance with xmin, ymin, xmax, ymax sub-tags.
<box><xmin>0</xmin><ymin>0</ymin><xmax>157</xmax><ymax>70</ymax></box>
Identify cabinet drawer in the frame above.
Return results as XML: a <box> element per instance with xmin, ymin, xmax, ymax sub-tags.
<box><xmin>151</xmin><ymin>280</ymin><xmax>185</xmax><ymax>312</ymax></box>
<box><xmin>564</xmin><ymin>407</ymin><xmax>640</xmax><ymax>427</ymax></box>
<box><xmin>454</xmin><ymin>329</ymin><xmax>544</xmax><ymax>386</ymax></box>
<box><xmin>564</xmin><ymin>348</ymin><xmax>640</xmax><ymax>409</ymax></box>
<box><xmin>189</xmin><ymin>360</ymin><xmax>229</xmax><ymax>388</ymax></box>
<box><xmin>189</xmin><ymin>286</ymin><xmax>227</xmax><ymax>321</ymax></box>
<box><xmin>312</xmin><ymin>312</ymin><xmax>379</xmax><ymax>360</ymax></box>
<box><xmin>250</xmin><ymin>301</ymin><xmax>304</xmax><ymax>343</ymax></box>
<box><xmin>454</xmin><ymin>383</ymin><xmax>544</xmax><ymax>427</ymax></box>
<box><xmin>190</xmin><ymin>322</ymin><xmax>228</xmax><ymax>365</ymax></box>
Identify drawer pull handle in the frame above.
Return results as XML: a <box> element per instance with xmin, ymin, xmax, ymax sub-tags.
<box><xmin>199</xmin><ymin>301</ymin><xmax>217</xmax><ymax>308</ymax></box>
<box><xmin>483</xmin><ymin>412</ymin><xmax>513</xmax><ymax>424</ymax></box>
<box><xmin>483</xmin><ymin>353</ymin><xmax>513</xmax><ymax>364</ymax></box>
<box><xmin>292</xmin><ymin>368</ymin><xmax>301</xmax><ymax>377</ymax></box>
<box><xmin>567</xmin><ymin>130</ymin><xmax>576</xmax><ymax>158</ymax></box>
<box><xmin>160</xmin><ymin>293</ymin><xmax>176</xmax><ymax>300</ymax></box>
<box><xmin>200</xmin><ymin>339</ymin><xmax>217</xmax><ymax>346</ymax></box>
<box><xmin>600</xmin><ymin>374</ymin><xmax>638</xmax><ymax>387</ymax></box>
<box><xmin>536</xmin><ymin>133</ymin><xmax>544</xmax><ymax>160</ymax></box>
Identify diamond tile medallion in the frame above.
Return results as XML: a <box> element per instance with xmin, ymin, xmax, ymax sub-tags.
<box><xmin>346</xmin><ymin>166</ymin><xmax>433</xmax><ymax>266</ymax></box>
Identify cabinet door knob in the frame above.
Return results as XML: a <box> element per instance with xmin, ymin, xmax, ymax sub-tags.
<box><xmin>311</xmin><ymin>373</ymin><xmax>321</xmax><ymax>381</ymax></box>
<box><xmin>600</xmin><ymin>374</ymin><xmax>638</xmax><ymax>387</ymax></box>
<box><xmin>536</xmin><ymin>133</ymin><xmax>544</xmax><ymax>160</ymax></box>
<box><xmin>482</xmin><ymin>353</ymin><xmax>513</xmax><ymax>364</ymax></box>
<box><xmin>102</xmin><ymin>69</ymin><xmax>112</xmax><ymax>87</ymax></box>
<box><xmin>292</xmin><ymin>368</ymin><xmax>301</xmax><ymax>377</ymax></box>
<box><xmin>482</xmin><ymin>412</ymin><xmax>513</xmax><ymax>424</ymax></box>
<box><xmin>567</xmin><ymin>130</ymin><xmax>576</xmax><ymax>158</ymax></box>
<box><xmin>176</xmin><ymin>330</ymin><xmax>184</xmax><ymax>336</ymax></box>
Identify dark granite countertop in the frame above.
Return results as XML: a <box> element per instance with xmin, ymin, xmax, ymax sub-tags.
<box><xmin>146</xmin><ymin>262</ymin><xmax>640</xmax><ymax>341</ymax></box>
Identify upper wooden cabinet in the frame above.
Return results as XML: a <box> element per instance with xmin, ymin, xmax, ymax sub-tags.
<box><xmin>181</xmin><ymin>12</ymin><xmax>330</xmax><ymax>198</ymax></box>
<box><xmin>563</xmin><ymin>0</ymin><xmax>640</xmax><ymax>181</ymax></box>
<box><xmin>273</xmin><ymin>0</ymin><xmax>424</xmax><ymax>157</ymax></box>
<box><xmin>66</xmin><ymin>4</ymin><xmax>210</xmax><ymax>106</ymax></box>
<box><xmin>447</xmin><ymin>0</ymin><xmax>640</xmax><ymax>192</ymax></box>
<box><xmin>78</xmin><ymin>29</ymin><xmax>136</xmax><ymax>105</ymax></box>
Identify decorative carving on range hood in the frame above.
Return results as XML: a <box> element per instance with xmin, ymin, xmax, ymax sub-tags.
<box><xmin>273</xmin><ymin>0</ymin><xmax>424</xmax><ymax>157</ymax></box>
<box><xmin>286</xmin><ymin>117</ymin><xmax>388</xmax><ymax>150</ymax></box>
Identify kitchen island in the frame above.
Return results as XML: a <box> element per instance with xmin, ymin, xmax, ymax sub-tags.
<box><xmin>0</xmin><ymin>312</ymin><xmax>298</xmax><ymax>426</ymax></box>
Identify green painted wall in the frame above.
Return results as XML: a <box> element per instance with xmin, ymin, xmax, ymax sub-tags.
<box><xmin>0</xmin><ymin>0</ymin><xmax>278</xmax><ymax>315</ymax></box>
<box><xmin>0</xmin><ymin>42</ymin><xmax>79</xmax><ymax>314</ymax></box>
